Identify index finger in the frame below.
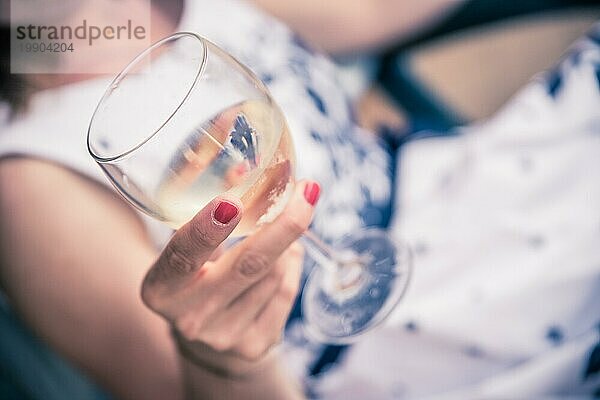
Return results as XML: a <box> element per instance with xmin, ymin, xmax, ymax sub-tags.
<box><xmin>217</xmin><ymin>180</ymin><xmax>320</xmax><ymax>285</ymax></box>
<box><xmin>144</xmin><ymin>195</ymin><xmax>243</xmax><ymax>292</ymax></box>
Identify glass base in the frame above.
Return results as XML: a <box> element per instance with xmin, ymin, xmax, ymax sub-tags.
<box><xmin>302</xmin><ymin>229</ymin><xmax>412</xmax><ymax>344</ymax></box>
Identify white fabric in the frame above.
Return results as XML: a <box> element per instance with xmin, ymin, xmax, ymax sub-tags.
<box><xmin>308</xmin><ymin>32</ymin><xmax>600</xmax><ymax>399</ymax></box>
<box><xmin>0</xmin><ymin>0</ymin><xmax>392</xmax><ymax>244</ymax></box>
<box><xmin>0</xmin><ymin>77</ymin><xmax>174</xmax><ymax>247</ymax></box>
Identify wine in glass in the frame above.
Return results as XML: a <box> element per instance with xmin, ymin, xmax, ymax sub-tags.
<box><xmin>87</xmin><ymin>32</ymin><xmax>411</xmax><ymax>343</ymax></box>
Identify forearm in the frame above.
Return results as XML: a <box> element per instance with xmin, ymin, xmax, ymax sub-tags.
<box><xmin>251</xmin><ymin>0</ymin><xmax>464</xmax><ymax>54</ymax></box>
<box><xmin>0</xmin><ymin>159</ymin><xmax>183</xmax><ymax>400</ymax></box>
<box><xmin>0</xmin><ymin>159</ymin><xmax>312</xmax><ymax>400</ymax></box>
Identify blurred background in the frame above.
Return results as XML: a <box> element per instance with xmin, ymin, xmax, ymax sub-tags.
<box><xmin>343</xmin><ymin>0</ymin><xmax>600</xmax><ymax>135</ymax></box>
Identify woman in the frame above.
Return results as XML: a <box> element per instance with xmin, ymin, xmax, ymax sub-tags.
<box><xmin>0</xmin><ymin>0</ymin><xmax>410</xmax><ymax>398</ymax></box>
<box><xmin>2</xmin><ymin>0</ymin><xmax>600</xmax><ymax>399</ymax></box>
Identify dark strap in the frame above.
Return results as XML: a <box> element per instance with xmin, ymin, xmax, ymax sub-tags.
<box><xmin>378</xmin><ymin>0</ymin><xmax>600</xmax><ymax>132</ymax></box>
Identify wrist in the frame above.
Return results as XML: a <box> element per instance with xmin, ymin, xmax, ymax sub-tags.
<box><xmin>171</xmin><ymin>327</ymin><xmax>276</xmax><ymax>380</ymax></box>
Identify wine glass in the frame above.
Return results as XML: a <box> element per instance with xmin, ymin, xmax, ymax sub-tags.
<box><xmin>87</xmin><ymin>32</ymin><xmax>411</xmax><ymax>344</ymax></box>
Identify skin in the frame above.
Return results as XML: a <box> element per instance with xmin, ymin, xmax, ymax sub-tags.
<box><xmin>0</xmin><ymin>157</ymin><xmax>316</xmax><ymax>400</ymax></box>
<box><xmin>250</xmin><ymin>0</ymin><xmax>465</xmax><ymax>54</ymax></box>
<box><xmin>1</xmin><ymin>1</ymin><xmax>313</xmax><ymax>398</ymax></box>
<box><xmin>1</xmin><ymin>1</ymin><xmax>463</xmax><ymax>398</ymax></box>
<box><xmin>0</xmin><ymin>159</ymin><xmax>182</xmax><ymax>400</ymax></box>
<box><xmin>142</xmin><ymin>184</ymin><xmax>317</xmax><ymax>400</ymax></box>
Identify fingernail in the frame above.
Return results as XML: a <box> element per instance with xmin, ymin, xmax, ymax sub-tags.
<box><xmin>213</xmin><ymin>201</ymin><xmax>239</xmax><ymax>225</ymax></box>
<box><xmin>303</xmin><ymin>182</ymin><xmax>320</xmax><ymax>206</ymax></box>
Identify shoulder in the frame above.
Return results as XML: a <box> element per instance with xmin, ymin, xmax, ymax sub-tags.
<box><xmin>0</xmin><ymin>157</ymin><xmax>149</xmax><ymax>243</ymax></box>
<box><xmin>0</xmin><ymin>80</ymin><xmax>112</xmax><ymax>188</ymax></box>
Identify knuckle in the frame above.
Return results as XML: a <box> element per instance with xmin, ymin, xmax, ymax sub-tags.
<box><xmin>236</xmin><ymin>250</ymin><xmax>271</xmax><ymax>279</ymax></box>
<box><xmin>238</xmin><ymin>341</ymin><xmax>268</xmax><ymax>362</ymax></box>
<box><xmin>162</xmin><ymin>245</ymin><xmax>195</xmax><ymax>276</ymax></box>
<box><xmin>279</xmin><ymin>214</ymin><xmax>307</xmax><ymax>236</ymax></box>
<box><xmin>187</xmin><ymin>218</ymin><xmax>221</xmax><ymax>249</ymax></box>
<box><xmin>206</xmin><ymin>334</ymin><xmax>233</xmax><ymax>352</ymax></box>
<box><xmin>175</xmin><ymin>316</ymin><xmax>199</xmax><ymax>342</ymax></box>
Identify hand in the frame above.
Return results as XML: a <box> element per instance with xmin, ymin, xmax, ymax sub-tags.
<box><xmin>141</xmin><ymin>181</ymin><xmax>320</xmax><ymax>376</ymax></box>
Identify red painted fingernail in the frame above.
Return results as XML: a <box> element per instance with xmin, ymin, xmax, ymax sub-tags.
<box><xmin>213</xmin><ymin>201</ymin><xmax>239</xmax><ymax>225</ymax></box>
<box><xmin>303</xmin><ymin>182</ymin><xmax>320</xmax><ymax>206</ymax></box>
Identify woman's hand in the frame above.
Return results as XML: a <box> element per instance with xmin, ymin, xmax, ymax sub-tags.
<box><xmin>141</xmin><ymin>180</ymin><xmax>320</xmax><ymax>377</ymax></box>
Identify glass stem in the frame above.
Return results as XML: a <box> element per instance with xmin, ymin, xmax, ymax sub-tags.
<box><xmin>300</xmin><ymin>229</ymin><xmax>341</xmax><ymax>275</ymax></box>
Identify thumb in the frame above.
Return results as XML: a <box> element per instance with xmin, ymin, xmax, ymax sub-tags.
<box><xmin>145</xmin><ymin>195</ymin><xmax>243</xmax><ymax>291</ymax></box>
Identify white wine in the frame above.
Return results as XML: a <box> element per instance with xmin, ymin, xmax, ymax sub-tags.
<box><xmin>156</xmin><ymin>99</ymin><xmax>295</xmax><ymax>235</ymax></box>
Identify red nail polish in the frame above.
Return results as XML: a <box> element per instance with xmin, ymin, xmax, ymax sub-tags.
<box><xmin>213</xmin><ymin>201</ymin><xmax>239</xmax><ymax>224</ymax></box>
<box><xmin>303</xmin><ymin>182</ymin><xmax>321</xmax><ymax>206</ymax></box>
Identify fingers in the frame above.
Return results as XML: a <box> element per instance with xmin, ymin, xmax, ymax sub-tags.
<box><xmin>197</xmin><ymin>243</ymin><xmax>303</xmax><ymax>352</ymax></box>
<box><xmin>240</xmin><ymin>180</ymin><xmax>319</xmax><ymax>265</ymax></box>
<box><xmin>232</xmin><ymin>243</ymin><xmax>303</xmax><ymax>360</ymax></box>
<box><xmin>143</xmin><ymin>180</ymin><xmax>320</xmax><ymax>364</ymax></box>
<box><xmin>214</xmin><ymin>181</ymin><xmax>319</xmax><ymax>296</ymax></box>
<box><xmin>143</xmin><ymin>195</ymin><xmax>242</xmax><ymax>297</ymax></box>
